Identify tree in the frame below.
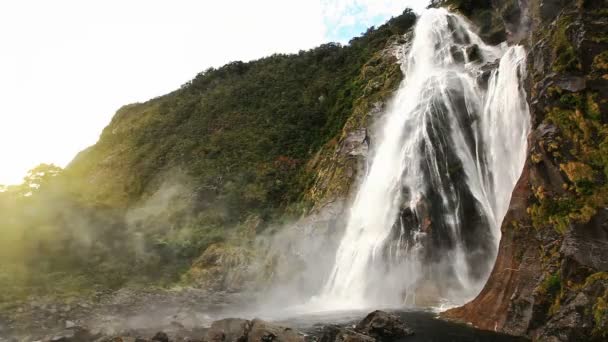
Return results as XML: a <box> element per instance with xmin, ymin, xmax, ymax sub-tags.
<box><xmin>17</xmin><ymin>163</ymin><xmax>63</xmax><ymax>196</ymax></box>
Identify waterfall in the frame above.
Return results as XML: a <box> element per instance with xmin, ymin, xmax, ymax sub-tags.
<box><xmin>315</xmin><ymin>9</ymin><xmax>530</xmax><ymax>310</ymax></box>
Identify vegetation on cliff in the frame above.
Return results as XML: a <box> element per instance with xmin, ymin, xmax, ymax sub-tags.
<box><xmin>0</xmin><ymin>10</ymin><xmax>416</xmax><ymax>303</ymax></box>
<box><xmin>445</xmin><ymin>1</ymin><xmax>608</xmax><ymax>340</ymax></box>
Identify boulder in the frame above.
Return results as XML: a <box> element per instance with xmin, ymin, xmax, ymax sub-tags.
<box><xmin>151</xmin><ymin>332</ymin><xmax>169</xmax><ymax>342</ymax></box>
<box><xmin>319</xmin><ymin>325</ymin><xmax>375</xmax><ymax>342</ymax></box>
<box><xmin>355</xmin><ymin>311</ymin><xmax>413</xmax><ymax>340</ymax></box>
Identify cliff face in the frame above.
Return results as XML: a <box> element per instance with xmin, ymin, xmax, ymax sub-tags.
<box><xmin>444</xmin><ymin>0</ymin><xmax>608</xmax><ymax>340</ymax></box>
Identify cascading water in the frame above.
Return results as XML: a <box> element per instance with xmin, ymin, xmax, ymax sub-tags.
<box><xmin>315</xmin><ymin>8</ymin><xmax>530</xmax><ymax>310</ymax></box>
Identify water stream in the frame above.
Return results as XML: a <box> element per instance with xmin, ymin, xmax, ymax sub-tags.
<box><xmin>315</xmin><ymin>8</ymin><xmax>530</xmax><ymax>310</ymax></box>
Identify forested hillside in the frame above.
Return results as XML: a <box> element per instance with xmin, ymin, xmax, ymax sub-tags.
<box><xmin>0</xmin><ymin>9</ymin><xmax>416</xmax><ymax>303</ymax></box>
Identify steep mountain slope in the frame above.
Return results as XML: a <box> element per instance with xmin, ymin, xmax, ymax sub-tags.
<box><xmin>0</xmin><ymin>10</ymin><xmax>416</xmax><ymax>297</ymax></box>
<box><xmin>441</xmin><ymin>0</ymin><xmax>608</xmax><ymax>340</ymax></box>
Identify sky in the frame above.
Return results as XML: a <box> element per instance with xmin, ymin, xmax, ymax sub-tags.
<box><xmin>0</xmin><ymin>0</ymin><xmax>429</xmax><ymax>185</ymax></box>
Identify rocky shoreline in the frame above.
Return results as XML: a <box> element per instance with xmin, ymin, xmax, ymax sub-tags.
<box><xmin>1</xmin><ymin>308</ymin><xmax>414</xmax><ymax>342</ymax></box>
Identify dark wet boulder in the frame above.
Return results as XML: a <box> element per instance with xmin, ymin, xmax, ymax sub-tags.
<box><xmin>319</xmin><ymin>325</ymin><xmax>375</xmax><ymax>342</ymax></box>
<box><xmin>151</xmin><ymin>332</ymin><xmax>169</xmax><ymax>342</ymax></box>
<box><xmin>355</xmin><ymin>311</ymin><xmax>413</xmax><ymax>340</ymax></box>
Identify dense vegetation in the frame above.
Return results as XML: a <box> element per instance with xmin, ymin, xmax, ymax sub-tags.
<box><xmin>0</xmin><ymin>10</ymin><xmax>416</xmax><ymax>304</ymax></box>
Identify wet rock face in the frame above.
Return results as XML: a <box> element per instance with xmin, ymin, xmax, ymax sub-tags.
<box><xmin>445</xmin><ymin>0</ymin><xmax>608</xmax><ymax>340</ymax></box>
<box><xmin>338</xmin><ymin>129</ymin><xmax>369</xmax><ymax>157</ymax></box>
<box><xmin>354</xmin><ymin>311</ymin><xmax>414</xmax><ymax>340</ymax></box>
<box><xmin>560</xmin><ymin>208</ymin><xmax>608</xmax><ymax>282</ymax></box>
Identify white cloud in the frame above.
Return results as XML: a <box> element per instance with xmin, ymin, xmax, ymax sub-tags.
<box><xmin>322</xmin><ymin>0</ymin><xmax>428</xmax><ymax>42</ymax></box>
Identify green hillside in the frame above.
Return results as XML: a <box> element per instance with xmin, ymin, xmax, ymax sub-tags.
<box><xmin>0</xmin><ymin>9</ymin><xmax>416</xmax><ymax>302</ymax></box>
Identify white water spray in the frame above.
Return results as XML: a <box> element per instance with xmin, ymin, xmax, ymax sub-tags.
<box><xmin>315</xmin><ymin>9</ymin><xmax>530</xmax><ymax>310</ymax></box>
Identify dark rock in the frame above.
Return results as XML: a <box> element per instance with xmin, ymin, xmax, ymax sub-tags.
<box><xmin>152</xmin><ymin>332</ymin><xmax>169</xmax><ymax>342</ymax></box>
<box><xmin>478</xmin><ymin>60</ymin><xmax>499</xmax><ymax>88</ymax></box>
<box><xmin>339</xmin><ymin>129</ymin><xmax>369</xmax><ymax>157</ymax></box>
<box><xmin>537</xmin><ymin>292</ymin><xmax>593</xmax><ymax>341</ymax></box>
<box><xmin>560</xmin><ymin>208</ymin><xmax>608</xmax><ymax>283</ymax></box>
<box><xmin>355</xmin><ymin>311</ymin><xmax>413</xmax><ymax>340</ymax></box>
<box><xmin>539</xmin><ymin>0</ymin><xmax>566</xmax><ymax>22</ymax></box>
<box><xmin>465</xmin><ymin>44</ymin><xmax>481</xmax><ymax>63</ymax></box>
<box><xmin>554</xmin><ymin>75</ymin><xmax>586</xmax><ymax>92</ymax></box>
<box><xmin>319</xmin><ymin>325</ymin><xmax>375</xmax><ymax>342</ymax></box>
<box><xmin>205</xmin><ymin>318</ymin><xmax>250</xmax><ymax>342</ymax></box>
<box><xmin>247</xmin><ymin>319</ymin><xmax>304</xmax><ymax>342</ymax></box>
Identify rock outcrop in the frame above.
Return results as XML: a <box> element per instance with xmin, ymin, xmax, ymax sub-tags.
<box><xmin>444</xmin><ymin>0</ymin><xmax>608</xmax><ymax>340</ymax></box>
<box><xmin>355</xmin><ymin>311</ymin><xmax>414</xmax><ymax>340</ymax></box>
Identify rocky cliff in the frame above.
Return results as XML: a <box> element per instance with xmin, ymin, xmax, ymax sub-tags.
<box><xmin>443</xmin><ymin>0</ymin><xmax>608</xmax><ymax>340</ymax></box>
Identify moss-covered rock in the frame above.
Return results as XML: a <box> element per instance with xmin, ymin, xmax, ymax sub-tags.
<box><xmin>444</xmin><ymin>0</ymin><xmax>608</xmax><ymax>340</ymax></box>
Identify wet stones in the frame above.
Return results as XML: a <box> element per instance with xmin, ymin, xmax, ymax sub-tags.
<box><xmin>204</xmin><ymin>318</ymin><xmax>304</xmax><ymax>342</ymax></box>
<box><xmin>34</xmin><ymin>310</ymin><xmax>414</xmax><ymax>342</ymax></box>
<box><xmin>320</xmin><ymin>311</ymin><xmax>414</xmax><ymax>342</ymax></box>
